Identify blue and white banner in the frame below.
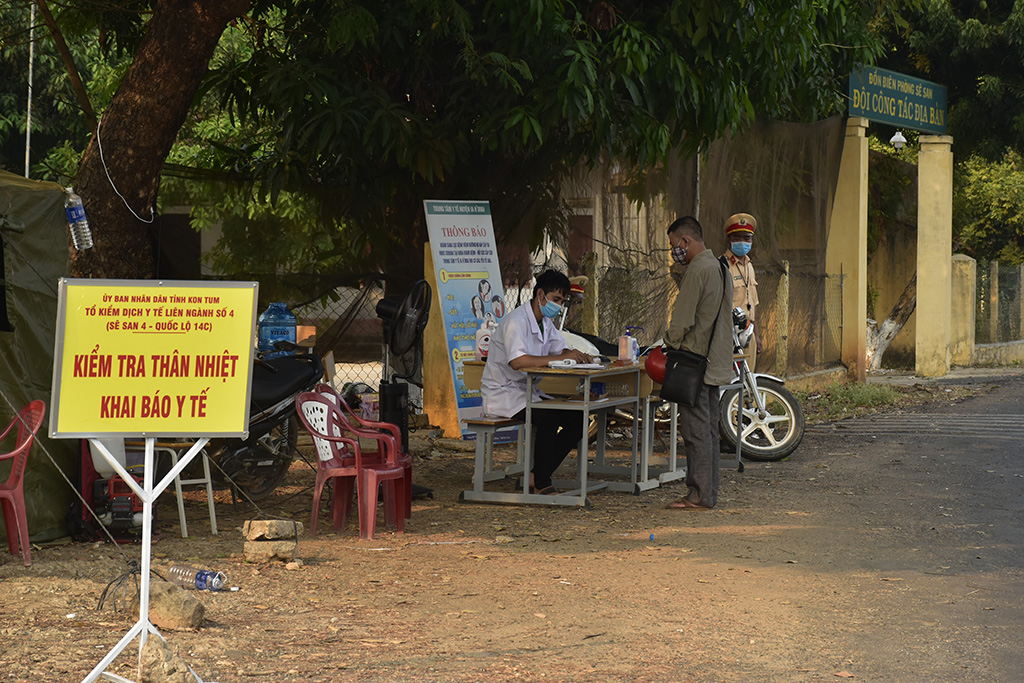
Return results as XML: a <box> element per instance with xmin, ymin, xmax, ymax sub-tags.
<box><xmin>424</xmin><ymin>200</ymin><xmax>509</xmax><ymax>438</ymax></box>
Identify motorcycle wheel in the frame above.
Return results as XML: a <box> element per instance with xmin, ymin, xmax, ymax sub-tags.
<box><xmin>719</xmin><ymin>379</ymin><xmax>804</xmax><ymax>461</ymax></box>
<box><xmin>218</xmin><ymin>414</ymin><xmax>299</xmax><ymax>500</ymax></box>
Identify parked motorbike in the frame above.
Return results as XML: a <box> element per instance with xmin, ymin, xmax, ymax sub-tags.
<box><xmin>718</xmin><ymin>308</ymin><xmax>805</xmax><ymax>461</ymax></box>
<box><xmin>204</xmin><ymin>345</ymin><xmax>324</xmax><ymax>499</ymax></box>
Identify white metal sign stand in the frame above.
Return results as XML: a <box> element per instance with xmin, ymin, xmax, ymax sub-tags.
<box><xmin>49</xmin><ymin>279</ymin><xmax>257</xmax><ymax>683</ymax></box>
<box><xmin>81</xmin><ymin>437</ymin><xmax>210</xmax><ymax>683</ymax></box>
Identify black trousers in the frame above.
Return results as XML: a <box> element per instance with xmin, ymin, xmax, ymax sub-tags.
<box><xmin>513</xmin><ymin>405</ymin><xmax>585</xmax><ymax>489</ymax></box>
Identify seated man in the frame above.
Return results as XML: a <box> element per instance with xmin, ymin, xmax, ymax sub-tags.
<box><xmin>481</xmin><ymin>269</ymin><xmax>594</xmax><ymax>494</ymax></box>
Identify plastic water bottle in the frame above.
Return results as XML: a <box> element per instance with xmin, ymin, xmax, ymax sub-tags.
<box><xmin>64</xmin><ymin>188</ymin><xmax>93</xmax><ymax>250</ymax></box>
<box><xmin>257</xmin><ymin>302</ymin><xmax>298</xmax><ymax>359</ymax></box>
<box><xmin>167</xmin><ymin>564</ymin><xmax>226</xmax><ymax>591</ymax></box>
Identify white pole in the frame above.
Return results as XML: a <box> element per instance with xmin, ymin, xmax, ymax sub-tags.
<box><xmin>694</xmin><ymin>144</ymin><xmax>701</xmax><ymax>220</ymax></box>
<box><xmin>25</xmin><ymin>3</ymin><xmax>36</xmax><ymax>178</ymax></box>
<box><xmin>81</xmin><ymin>437</ymin><xmax>209</xmax><ymax>683</ymax></box>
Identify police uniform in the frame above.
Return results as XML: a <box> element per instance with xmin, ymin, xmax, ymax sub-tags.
<box><xmin>724</xmin><ymin>213</ymin><xmax>759</xmax><ymax>370</ymax></box>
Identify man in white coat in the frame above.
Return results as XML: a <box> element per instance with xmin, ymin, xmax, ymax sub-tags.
<box><xmin>481</xmin><ymin>269</ymin><xmax>594</xmax><ymax>494</ymax></box>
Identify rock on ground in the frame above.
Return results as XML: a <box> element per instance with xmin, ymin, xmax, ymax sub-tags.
<box><xmin>139</xmin><ymin>635</ymin><xmax>195</xmax><ymax>683</ymax></box>
<box><xmin>130</xmin><ymin>581</ymin><xmax>204</xmax><ymax>631</ymax></box>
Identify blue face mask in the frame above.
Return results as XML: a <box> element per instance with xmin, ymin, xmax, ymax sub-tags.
<box><xmin>730</xmin><ymin>241</ymin><xmax>752</xmax><ymax>257</ymax></box>
<box><xmin>540</xmin><ymin>298</ymin><xmax>562</xmax><ymax>319</ymax></box>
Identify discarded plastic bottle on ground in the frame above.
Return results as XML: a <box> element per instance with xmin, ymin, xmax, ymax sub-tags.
<box><xmin>64</xmin><ymin>187</ymin><xmax>93</xmax><ymax>250</ymax></box>
<box><xmin>167</xmin><ymin>564</ymin><xmax>226</xmax><ymax>591</ymax></box>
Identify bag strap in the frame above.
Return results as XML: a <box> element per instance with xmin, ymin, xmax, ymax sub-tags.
<box><xmin>704</xmin><ymin>256</ymin><xmax>730</xmax><ymax>357</ymax></box>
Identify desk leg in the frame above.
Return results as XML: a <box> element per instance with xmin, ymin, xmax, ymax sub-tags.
<box><xmin>641</xmin><ymin>395</ymin><xmax>651</xmax><ymax>477</ymax></box>
<box><xmin>472</xmin><ymin>428</ymin><xmax>488</xmax><ymax>493</ymax></box>
<box><xmin>631</xmin><ymin>395</ymin><xmax>640</xmax><ymax>489</ymax></box>
<box><xmin>523</xmin><ymin>377</ymin><xmax>534</xmax><ymax>494</ymax></box>
<box><xmin>578</xmin><ymin>406</ymin><xmax>590</xmax><ymax>506</ymax></box>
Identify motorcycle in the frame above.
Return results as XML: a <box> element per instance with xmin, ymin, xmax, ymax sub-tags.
<box><xmin>204</xmin><ymin>345</ymin><xmax>325</xmax><ymax>499</ymax></box>
<box><xmin>718</xmin><ymin>308</ymin><xmax>805</xmax><ymax>461</ymax></box>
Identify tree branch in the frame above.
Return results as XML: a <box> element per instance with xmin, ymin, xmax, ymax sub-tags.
<box><xmin>33</xmin><ymin>0</ymin><xmax>97</xmax><ymax>132</ymax></box>
<box><xmin>866</xmin><ymin>273</ymin><xmax>917</xmax><ymax>371</ymax></box>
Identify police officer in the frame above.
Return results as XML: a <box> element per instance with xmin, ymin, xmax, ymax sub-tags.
<box><xmin>723</xmin><ymin>213</ymin><xmax>761</xmax><ymax>369</ymax></box>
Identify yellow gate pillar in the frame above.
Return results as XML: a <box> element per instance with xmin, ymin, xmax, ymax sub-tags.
<box><xmin>826</xmin><ymin>117</ymin><xmax>869</xmax><ymax>382</ymax></box>
<box><xmin>915</xmin><ymin>135</ymin><xmax>954</xmax><ymax>377</ymax></box>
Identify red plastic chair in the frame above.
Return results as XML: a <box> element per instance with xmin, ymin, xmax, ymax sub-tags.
<box><xmin>314</xmin><ymin>383</ymin><xmax>412</xmax><ymax>519</ymax></box>
<box><xmin>296</xmin><ymin>392</ymin><xmax>406</xmax><ymax>539</ymax></box>
<box><xmin>0</xmin><ymin>400</ymin><xmax>46</xmax><ymax>567</ymax></box>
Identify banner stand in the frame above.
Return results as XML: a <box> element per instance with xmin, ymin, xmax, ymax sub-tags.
<box><xmin>82</xmin><ymin>436</ymin><xmax>210</xmax><ymax>683</ymax></box>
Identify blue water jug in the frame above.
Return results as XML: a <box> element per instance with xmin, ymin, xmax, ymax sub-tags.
<box><xmin>257</xmin><ymin>302</ymin><xmax>298</xmax><ymax>359</ymax></box>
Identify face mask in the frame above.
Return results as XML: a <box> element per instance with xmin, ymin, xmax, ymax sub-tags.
<box><xmin>671</xmin><ymin>245</ymin><xmax>688</xmax><ymax>264</ymax></box>
<box><xmin>730</xmin><ymin>241</ymin><xmax>752</xmax><ymax>257</ymax></box>
<box><xmin>540</xmin><ymin>296</ymin><xmax>562</xmax><ymax>319</ymax></box>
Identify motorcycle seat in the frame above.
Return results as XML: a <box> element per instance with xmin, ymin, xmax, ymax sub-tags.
<box><xmin>250</xmin><ymin>355</ymin><xmax>322</xmax><ymax>408</ymax></box>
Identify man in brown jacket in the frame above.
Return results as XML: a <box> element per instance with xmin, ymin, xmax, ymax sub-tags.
<box><xmin>663</xmin><ymin>216</ymin><xmax>733</xmax><ymax>509</ymax></box>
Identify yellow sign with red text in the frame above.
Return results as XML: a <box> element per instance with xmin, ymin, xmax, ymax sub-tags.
<box><xmin>50</xmin><ymin>279</ymin><xmax>258</xmax><ymax>438</ymax></box>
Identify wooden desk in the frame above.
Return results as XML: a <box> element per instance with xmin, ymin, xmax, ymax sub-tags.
<box><xmin>460</xmin><ymin>362</ymin><xmax>634</xmax><ymax>507</ymax></box>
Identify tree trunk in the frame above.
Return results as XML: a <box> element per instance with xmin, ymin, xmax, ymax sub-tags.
<box><xmin>70</xmin><ymin>0</ymin><xmax>249</xmax><ymax>278</ymax></box>
<box><xmin>866</xmin><ymin>273</ymin><xmax>917</xmax><ymax>371</ymax></box>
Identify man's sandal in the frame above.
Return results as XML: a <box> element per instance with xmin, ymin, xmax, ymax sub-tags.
<box><xmin>666</xmin><ymin>498</ymin><xmax>711</xmax><ymax>510</ymax></box>
<box><xmin>532</xmin><ymin>485</ymin><xmax>561</xmax><ymax>495</ymax></box>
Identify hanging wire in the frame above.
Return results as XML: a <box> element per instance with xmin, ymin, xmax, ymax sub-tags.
<box><xmin>95</xmin><ymin>115</ymin><xmax>155</xmax><ymax>224</ymax></box>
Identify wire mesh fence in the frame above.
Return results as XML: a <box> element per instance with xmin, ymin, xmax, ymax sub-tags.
<box><xmin>975</xmin><ymin>261</ymin><xmax>1023</xmax><ymax>344</ymax></box>
<box><xmin>289</xmin><ymin>284</ymin><xmax>386</xmax><ymax>393</ymax></box>
<box><xmin>735</xmin><ymin>269</ymin><xmax>843</xmax><ymax>374</ymax></box>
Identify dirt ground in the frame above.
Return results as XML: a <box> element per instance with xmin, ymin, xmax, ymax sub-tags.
<box><xmin>1</xmin><ymin>379</ymin><xmax>1019</xmax><ymax>682</ymax></box>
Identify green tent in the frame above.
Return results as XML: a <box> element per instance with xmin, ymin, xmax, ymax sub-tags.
<box><xmin>0</xmin><ymin>169</ymin><xmax>76</xmax><ymax>543</ymax></box>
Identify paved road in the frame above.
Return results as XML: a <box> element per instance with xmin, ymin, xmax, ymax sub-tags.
<box><xmin>757</xmin><ymin>373</ymin><xmax>1024</xmax><ymax>682</ymax></box>
<box><xmin>808</xmin><ymin>412</ymin><xmax>1024</xmax><ymax>441</ymax></box>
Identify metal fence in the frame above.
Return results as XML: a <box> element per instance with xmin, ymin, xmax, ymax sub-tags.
<box><xmin>289</xmin><ymin>284</ymin><xmax>391</xmax><ymax>396</ymax></box>
<box><xmin>754</xmin><ymin>269</ymin><xmax>843</xmax><ymax>375</ymax></box>
<box><xmin>975</xmin><ymin>261</ymin><xmax>1023</xmax><ymax>344</ymax></box>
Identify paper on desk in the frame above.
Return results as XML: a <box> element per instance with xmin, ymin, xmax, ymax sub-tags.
<box><xmin>547</xmin><ymin>359</ymin><xmax>604</xmax><ymax>369</ymax></box>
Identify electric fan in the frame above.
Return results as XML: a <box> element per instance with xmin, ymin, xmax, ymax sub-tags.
<box><xmin>374</xmin><ymin>279</ymin><xmax>431</xmax><ymax>453</ymax></box>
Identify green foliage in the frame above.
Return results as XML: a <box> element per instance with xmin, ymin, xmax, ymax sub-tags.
<box><xmin>879</xmin><ymin>0</ymin><xmax>1024</xmax><ymax>160</ymax></box>
<box><xmin>4</xmin><ymin>0</ymin><xmax>888</xmax><ymax>282</ymax></box>
<box><xmin>188</xmin><ymin>0</ymin><xmax>884</xmax><ymax>278</ymax></box>
<box><xmin>0</xmin><ymin>2</ymin><xmax>135</xmax><ymax>178</ymax></box>
<box><xmin>866</xmin><ymin>134</ymin><xmax>916</xmax><ymax>257</ymax></box>
<box><xmin>954</xmin><ymin>150</ymin><xmax>1024</xmax><ymax>264</ymax></box>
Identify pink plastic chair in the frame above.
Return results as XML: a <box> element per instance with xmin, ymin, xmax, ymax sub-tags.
<box><xmin>296</xmin><ymin>392</ymin><xmax>406</xmax><ymax>539</ymax></box>
<box><xmin>0</xmin><ymin>400</ymin><xmax>46</xmax><ymax>566</ymax></box>
<box><xmin>314</xmin><ymin>383</ymin><xmax>412</xmax><ymax>519</ymax></box>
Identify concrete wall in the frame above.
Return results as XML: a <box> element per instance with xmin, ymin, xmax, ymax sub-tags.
<box><xmin>950</xmin><ymin>255</ymin><xmax>976</xmax><ymax>366</ymax></box>
<box><xmin>973</xmin><ymin>341</ymin><xmax>1024</xmax><ymax>365</ymax></box>
<box><xmin>866</xmin><ymin>224</ymin><xmax>917</xmax><ymax>366</ymax></box>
